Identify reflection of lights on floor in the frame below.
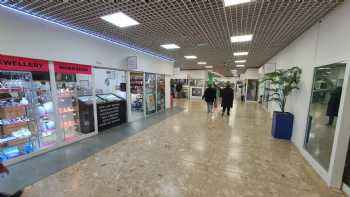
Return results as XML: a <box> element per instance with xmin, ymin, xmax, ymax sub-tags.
<box><xmin>309</xmin><ymin>132</ymin><xmax>315</xmax><ymax>139</ymax></box>
<box><xmin>173</xmin><ymin>125</ymin><xmax>180</xmax><ymax>133</ymax></box>
<box><xmin>229</xmin><ymin>151</ymin><xmax>241</xmax><ymax>159</ymax></box>
<box><xmin>230</xmin><ymin>136</ymin><xmax>241</xmax><ymax>144</ymax></box>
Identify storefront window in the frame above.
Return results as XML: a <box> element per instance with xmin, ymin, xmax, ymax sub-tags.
<box><xmin>157</xmin><ymin>74</ymin><xmax>165</xmax><ymax>112</ymax></box>
<box><xmin>54</xmin><ymin>62</ymin><xmax>95</xmax><ymax>142</ymax></box>
<box><xmin>304</xmin><ymin>63</ymin><xmax>346</xmax><ymax>170</ymax></box>
<box><xmin>0</xmin><ymin>54</ymin><xmax>57</xmax><ymax>161</ymax></box>
<box><xmin>94</xmin><ymin>68</ymin><xmax>127</xmax><ymax>131</ymax></box>
<box><xmin>145</xmin><ymin>73</ymin><xmax>156</xmax><ymax>115</ymax></box>
<box><xmin>130</xmin><ymin>72</ymin><xmax>144</xmax><ymax>121</ymax></box>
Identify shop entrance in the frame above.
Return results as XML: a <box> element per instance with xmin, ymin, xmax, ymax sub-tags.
<box><xmin>93</xmin><ymin>68</ymin><xmax>127</xmax><ymax>131</ymax></box>
<box><xmin>129</xmin><ymin>72</ymin><xmax>144</xmax><ymax>121</ymax></box>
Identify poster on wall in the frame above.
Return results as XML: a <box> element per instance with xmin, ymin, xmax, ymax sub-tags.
<box><xmin>192</xmin><ymin>87</ymin><xmax>203</xmax><ymax>97</ymax></box>
<box><xmin>146</xmin><ymin>93</ymin><xmax>156</xmax><ymax>111</ymax></box>
<box><xmin>127</xmin><ymin>56</ymin><xmax>138</xmax><ymax>70</ymax></box>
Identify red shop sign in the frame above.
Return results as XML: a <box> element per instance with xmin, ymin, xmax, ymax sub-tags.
<box><xmin>0</xmin><ymin>54</ymin><xmax>49</xmax><ymax>72</ymax></box>
<box><xmin>54</xmin><ymin>61</ymin><xmax>92</xmax><ymax>75</ymax></box>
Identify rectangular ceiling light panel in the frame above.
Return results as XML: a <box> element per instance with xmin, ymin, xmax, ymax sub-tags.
<box><xmin>235</xmin><ymin>60</ymin><xmax>246</xmax><ymax>63</ymax></box>
<box><xmin>224</xmin><ymin>0</ymin><xmax>252</xmax><ymax>7</ymax></box>
<box><xmin>101</xmin><ymin>12</ymin><xmax>139</xmax><ymax>28</ymax></box>
<box><xmin>231</xmin><ymin>34</ymin><xmax>253</xmax><ymax>43</ymax></box>
<box><xmin>161</xmin><ymin>44</ymin><xmax>180</xmax><ymax>50</ymax></box>
<box><xmin>184</xmin><ymin>55</ymin><xmax>197</xmax><ymax>59</ymax></box>
<box><xmin>198</xmin><ymin>61</ymin><xmax>207</xmax><ymax>65</ymax></box>
<box><xmin>205</xmin><ymin>65</ymin><xmax>213</xmax><ymax>69</ymax></box>
<box><xmin>234</xmin><ymin>52</ymin><xmax>249</xmax><ymax>56</ymax></box>
<box><xmin>236</xmin><ymin>65</ymin><xmax>246</xmax><ymax>67</ymax></box>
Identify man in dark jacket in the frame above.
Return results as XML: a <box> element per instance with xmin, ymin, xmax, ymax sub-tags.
<box><xmin>326</xmin><ymin>87</ymin><xmax>342</xmax><ymax>126</ymax></box>
<box><xmin>202</xmin><ymin>84</ymin><xmax>216</xmax><ymax>113</ymax></box>
<box><xmin>221</xmin><ymin>82</ymin><xmax>234</xmax><ymax>116</ymax></box>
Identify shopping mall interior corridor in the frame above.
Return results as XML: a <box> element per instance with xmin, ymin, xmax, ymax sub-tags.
<box><xmin>17</xmin><ymin>100</ymin><xmax>345</xmax><ymax>196</ymax></box>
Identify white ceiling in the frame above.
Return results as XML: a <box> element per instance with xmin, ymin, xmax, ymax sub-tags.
<box><xmin>0</xmin><ymin>0</ymin><xmax>343</xmax><ymax>76</ymax></box>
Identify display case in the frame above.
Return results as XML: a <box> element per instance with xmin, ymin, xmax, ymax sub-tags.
<box><xmin>97</xmin><ymin>94</ymin><xmax>123</xmax><ymax>102</ymax></box>
<box><xmin>32</xmin><ymin>75</ymin><xmax>56</xmax><ymax>149</ymax></box>
<box><xmin>0</xmin><ymin>71</ymin><xmax>38</xmax><ymax>161</ymax></box>
<box><xmin>96</xmin><ymin>94</ymin><xmax>127</xmax><ymax>131</ymax></box>
<box><xmin>54</xmin><ymin>61</ymin><xmax>95</xmax><ymax>142</ymax></box>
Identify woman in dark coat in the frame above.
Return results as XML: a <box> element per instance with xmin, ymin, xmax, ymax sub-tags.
<box><xmin>326</xmin><ymin>87</ymin><xmax>342</xmax><ymax>126</ymax></box>
<box><xmin>221</xmin><ymin>82</ymin><xmax>234</xmax><ymax>116</ymax></box>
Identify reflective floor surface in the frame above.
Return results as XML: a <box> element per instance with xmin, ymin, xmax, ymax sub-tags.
<box><xmin>22</xmin><ymin>99</ymin><xmax>344</xmax><ymax>197</ymax></box>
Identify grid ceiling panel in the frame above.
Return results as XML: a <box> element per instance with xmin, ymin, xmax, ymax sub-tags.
<box><xmin>0</xmin><ymin>0</ymin><xmax>343</xmax><ymax>76</ymax></box>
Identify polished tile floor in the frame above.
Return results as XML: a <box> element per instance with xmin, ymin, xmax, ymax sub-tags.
<box><xmin>22</xmin><ymin>99</ymin><xmax>344</xmax><ymax>197</ymax></box>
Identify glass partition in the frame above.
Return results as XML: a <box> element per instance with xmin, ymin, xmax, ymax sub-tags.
<box><xmin>304</xmin><ymin>63</ymin><xmax>346</xmax><ymax>170</ymax></box>
<box><xmin>145</xmin><ymin>73</ymin><xmax>156</xmax><ymax>115</ymax></box>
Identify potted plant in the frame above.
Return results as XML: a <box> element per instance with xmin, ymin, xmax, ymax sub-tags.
<box><xmin>262</xmin><ymin>66</ymin><xmax>302</xmax><ymax>140</ymax></box>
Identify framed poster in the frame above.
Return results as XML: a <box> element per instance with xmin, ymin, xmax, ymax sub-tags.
<box><xmin>192</xmin><ymin>87</ymin><xmax>203</xmax><ymax>97</ymax></box>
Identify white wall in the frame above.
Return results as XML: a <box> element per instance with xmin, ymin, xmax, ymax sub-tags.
<box><xmin>266</xmin><ymin>0</ymin><xmax>350</xmax><ymax>188</ymax></box>
<box><xmin>0</xmin><ymin>6</ymin><xmax>174</xmax><ymax>111</ymax></box>
<box><xmin>0</xmin><ymin>7</ymin><xmax>174</xmax><ymax>74</ymax></box>
<box><xmin>242</xmin><ymin>68</ymin><xmax>260</xmax><ymax>79</ymax></box>
<box><xmin>172</xmin><ymin>70</ymin><xmax>208</xmax><ymax>80</ymax></box>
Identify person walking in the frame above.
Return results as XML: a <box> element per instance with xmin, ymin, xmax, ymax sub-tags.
<box><xmin>221</xmin><ymin>82</ymin><xmax>234</xmax><ymax>116</ymax></box>
<box><xmin>326</xmin><ymin>87</ymin><xmax>342</xmax><ymax>126</ymax></box>
<box><xmin>202</xmin><ymin>84</ymin><xmax>217</xmax><ymax>113</ymax></box>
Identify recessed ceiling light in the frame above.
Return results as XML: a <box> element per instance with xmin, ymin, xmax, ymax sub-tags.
<box><xmin>235</xmin><ymin>60</ymin><xmax>247</xmax><ymax>63</ymax></box>
<box><xmin>205</xmin><ymin>65</ymin><xmax>213</xmax><ymax>69</ymax></box>
<box><xmin>101</xmin><ymin>12</ymin><xmax>139</xmax><ymax>28</ymax></box>
<box><xmin>184</xmin><ymin>55</ymin><xmax>197</xmax><ymax>59</ymax></box>
<box><xmin>208</xmin><ymin>69</ymin><xmax>213</xmax><ymax>72</ymax></box>
<box><xmin>198</xmin><ymin>61</ymin><xmax>207</xmax><ymax>65</ymax></box>
<box><xmin>161</xmin><ymin>44</ymin><xmax>180</xmax><ymax>50</ymax></box>
<box><xmin>234</xmin><ymin>52</ymin><xmax>249</xmax><ymax>56</ymax></box>
<box><xmin>224</xmin><ymin>0</ymin><xmax>252</xmax><ymax>7</ymax></box>
<box><xmin>319</xmin><ymin>67</ymin><xmax>331</xmax><ymax>70</ymax></box>
<box><xmin>236</xmin><ymin>65</ymin><xmax>245</xmax><ymax>67</ymax></box>
<box><xmin>231</xmin><ymin>34</ymin><xmax>253</xmax><ymax>43</ymax></box>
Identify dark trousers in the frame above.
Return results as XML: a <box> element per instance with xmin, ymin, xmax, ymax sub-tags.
<box><xmin>328</xmin><ymin>116</ymin><xmax>335</xmax><ymax>125</ymax></box>
<box><xmin>222</xmin><ymin>106</ymin><xmax>231</xmax><ymax>115</ymax></box>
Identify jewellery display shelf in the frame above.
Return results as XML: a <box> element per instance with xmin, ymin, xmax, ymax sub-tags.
<box><xmin>0</xmin><ymin>71</ymin><xmax>38</xmax><ymax>161</ymax></box>
<box><xmin>32</xmin><ymin>80</ymin><xmax>56</xmax><ymax>149</ymax></box>
<box><xmin>55</xmin><ymin>74</ymin><xmax>81</xmax><ymax>142</ymax></box>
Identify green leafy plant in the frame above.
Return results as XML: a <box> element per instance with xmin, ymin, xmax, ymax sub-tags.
<box><xmin>262</xmin><ymin>66</ymin><xmax>302</xmax><ymax>112</ymax></box>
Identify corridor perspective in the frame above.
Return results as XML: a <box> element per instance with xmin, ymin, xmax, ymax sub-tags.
<box><xmin>21</xmin><ymin>100</ymin><xmax>344</xmax><ymax>197</ymax></box>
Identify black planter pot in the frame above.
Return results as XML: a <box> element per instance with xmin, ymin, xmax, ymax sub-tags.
<box><xmin>271</xmin><ymin>111</ymin><xmax>294</xmax><ymax>140</ymax></box>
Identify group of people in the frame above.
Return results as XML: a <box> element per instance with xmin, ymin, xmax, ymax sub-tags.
<box><xmin>202</xmin><ymin>82</ymin><xmax>234</xmax><ymax>116</ymax></box>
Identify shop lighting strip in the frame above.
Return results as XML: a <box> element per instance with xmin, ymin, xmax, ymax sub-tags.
<box><xmin>0</xmin><ymin>4</ymin><xmax>175</xmax><ymax>62</ymax></box>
